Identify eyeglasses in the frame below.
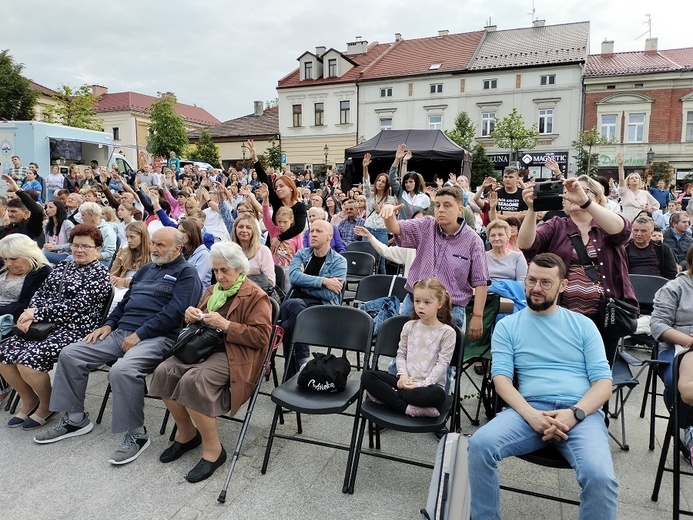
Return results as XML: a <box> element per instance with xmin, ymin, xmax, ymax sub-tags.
<box><xmin>524</xmin><ymin>277</ymin><xmax>555</xmax><ymax>290</ymax></box>
<box><xmin>70</xmin><ymin>244</ymin><xmax>97</xmax><ymax>251</ymax></box>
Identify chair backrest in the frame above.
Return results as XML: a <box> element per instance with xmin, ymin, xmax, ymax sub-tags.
<box><xmin>346</xmin><ymin>240</ymin><xmax>380</xmax><ymax>261</ymax></box>
<box><xmin>354</xmin><ymin>274</ymin><xmax>408</xmax><ymax>303</ymax></box>
<box><xmin>274</xmin><ymin>264</ymin><xmax>286</xmax><ymax>290</ymax></box>
<box><xmin>341</xmin><ymin>251</ymin><xmax>376</xmax><ymax>277</ymax></box>
<box><xmin>291</xmin><ymin>306</ymin><xmax>374</xmax><ymax>355</ymax></box>
<box><xmin>101</xmin><ymin>285</ymin><xmax>116</xmax><ymax>324</ymax></box>
<box><xmin>628</xmin><ymin>274</ymin><xmax>669</xmax><ymax>314</ymax></box>
<box><xmin>269</xmin><ymin>297</ymin><xmax>280</xmax><ymax>326</ymax></box>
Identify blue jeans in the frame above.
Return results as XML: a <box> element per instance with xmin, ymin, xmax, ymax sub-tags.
<box><xmin>467</xmin><ymin>399</ymin><xmax>618</xmax><ymax>520</ymax></box>
<box><xmin>44</xmin><ymin>251</ymin><xmax>69</xmax><ymax>264</ymax></box>
<box><xmin>366</xmin><ymin>227</ymin><xmax>388</xmax><ymax>274</ymax></box>
<box><xmin>657</xmin><ymin>346</ymin><xmax>675</xmax><ymax>409</ymax></box>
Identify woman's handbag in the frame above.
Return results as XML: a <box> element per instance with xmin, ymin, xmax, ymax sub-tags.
<box><xmin>170</xmin><ymin>322</ymin><xmax>225</xmax><ymax>365</ymax></box>
<box><xmin>12</xmin><ymin>322</ymin><xmax>57</xmax><ymax>341</ymax></box>
<box><xmin>297</xmin><ymin>352</ymin><xmax>351</xmax><ymax>392</ymax></box>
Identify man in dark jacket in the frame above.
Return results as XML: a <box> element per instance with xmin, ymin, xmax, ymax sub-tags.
<box><xmin>626</xmin><ymin>215</ymin><xmax>678</xmax><ymax>281</ymax></box>
<box><xmin>0</xmin><ymin>175</ymin><xmax>44</xmax><ymax>241</ymax></box>
<box><xmin>35</xmin><ymin>227</ymin><xmax>203</xmax><ymax>465</ymax></box>
<box><xmin>663</xmin><ymin>212</ymin><xmax>692</xmax><ymax>271</ymax></box>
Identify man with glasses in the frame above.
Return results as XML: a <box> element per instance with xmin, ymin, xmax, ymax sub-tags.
<box><xmin>626</xmin><ymin>215</ymin><xmax>677</xmax><ymax>280</ymax></box>
<box><xmin>468</xmin><ymin>252</ymin><xmax>617</xmax><ymax>520</ymax></box>
<box><xmin>663</xmin><ymin>211</ymin><xmax>692</xmax><ymax>271</ymax></box>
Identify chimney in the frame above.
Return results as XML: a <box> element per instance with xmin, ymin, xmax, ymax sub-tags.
<box><xmin>484</xmin><ymin>24</ymin><xmax>497</xmax><ymax>32</ymax></box>
<box><xmin>645</xmin><ymin>37</ymin><xmax>658</xmax><ymax>54</ymax></box>
<box><xmin>253</xmin><ymin>101</ymin><xmax>264</xmax><ymax>116</ymax></box>
<box><xmin>315</xmin><ymin>46</ymin><xmax>326</xmax><ymax>57</ymax></box>
<box><xmin>601</xmin><ymin>40</ymin><xmax>614</xmax><ymax>56</ymax></box>
<box><xmin>345</xmin><ymin>37</ymin><xmax>368</xmax><ymax>55</ymax></box>
<box><xmin>532</xmin><ymin>19</ymin><xmax>545</xmax><ymax>28</ymax></box>
<box><xmin>438</xmin><ymin>29</ymin><xmax>449</xmax><ymax>38</ymax></box>
<box><xmin>91</xmin><ymin>84</ymin><xmax>108</xmax><ymax>97</ymax></box>
<box><xmin>395</xmin><ymin>32</ymin><xmax>402</xmax><ymax>42</ymax></box>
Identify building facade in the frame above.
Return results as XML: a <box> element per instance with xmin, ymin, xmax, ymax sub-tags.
<box><xmin>584</xmin><ymin>39</ymin><xmax>693</xmax><ymax>183</ymax></box>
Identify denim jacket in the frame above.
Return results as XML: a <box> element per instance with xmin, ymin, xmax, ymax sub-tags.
<box><xmin>288</xmin><ymin>247</ymin><xmax>347</xmax><ymax>305</ymax></box>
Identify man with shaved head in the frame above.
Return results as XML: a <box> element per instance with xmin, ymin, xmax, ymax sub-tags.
<box><xmin>280</xmin><ymin>219</ymin><xmax>347</xmax><ymax>374</ymax></box>
<box><xmin>36</xmin><ymin>227</ymin><xmax>203</xmax><ymax>465</ymax></box>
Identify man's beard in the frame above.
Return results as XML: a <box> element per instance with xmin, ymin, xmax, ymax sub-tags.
<box><xmin>151</xmin><ymin>251</ymin><xmax>174</xmax><ymax>266</ymax></box>
<box><xmin>526</xmin><ymin>290</ymin><xmax>558</xmax><ymax>312</ymax></box>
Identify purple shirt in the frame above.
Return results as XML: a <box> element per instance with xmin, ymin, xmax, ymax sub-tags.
<box><xmin>396</xmin><ymin>216</ymin><xmax>489</xmax><ymax>307</ymax></box>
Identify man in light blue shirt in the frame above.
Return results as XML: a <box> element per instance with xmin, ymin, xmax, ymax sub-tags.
<box><xmin>468</xmin><ymin>252</ymin><xmax>617</xmax><ymax>520</ymax></box>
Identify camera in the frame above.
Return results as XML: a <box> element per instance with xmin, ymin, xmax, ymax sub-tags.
<box><xmin>533</xmin><ymin>180</ymin><xmax>564</xmax><ymax>211</ymax></box>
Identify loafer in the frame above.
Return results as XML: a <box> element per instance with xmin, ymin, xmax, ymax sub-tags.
<box><xmin>159</xmin><ymin>430</ymin><xmax>202</xmax><ymax>463</ymax></box>
<box><xmin>7</xmin><ymin>403</ymin><xmax>39</xmax><ymax>428</ymax></box>
<box><xmin>185</xmin><ymin>446</ymin><xmax>227</xmax><ymax>483</ymax></box>
<box><xmin>22</xmin><ymin>411</ymin><xmax>58</xmax><ymax>430</ymax></box>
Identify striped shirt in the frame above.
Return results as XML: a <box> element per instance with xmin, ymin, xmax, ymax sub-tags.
<box><xmin>396</xmin><ymin>216</ymin><xmax>489</xmax><ymax>307</ymax></box>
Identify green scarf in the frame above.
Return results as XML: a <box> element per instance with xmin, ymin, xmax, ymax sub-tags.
<box><xmin>207</xmin><ymin>274</ymin><xmax>246</xmax><ymax>312</ymax></box>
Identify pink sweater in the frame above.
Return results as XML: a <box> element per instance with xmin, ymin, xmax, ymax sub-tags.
<box><xmin>263</xmin><ymin>206</ymin><xmax>304</xmax><ymax>266</ymax></box>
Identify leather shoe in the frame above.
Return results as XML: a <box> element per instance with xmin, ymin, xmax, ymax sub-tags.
<box><xmin>185</xmin><ymin>446</ymin><xmax>227</xmax><ymax>483</ymax></box>
<box><xmin>159</xmin><ymin>430</ymin><xmax>202</xmax><ymax>463</ymax></box>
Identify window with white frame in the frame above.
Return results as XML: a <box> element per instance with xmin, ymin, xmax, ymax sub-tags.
<box><xmin>627</xmin><ymin>113</ymin><xmax>645</xmax><ymax>143</ymax></box>
<box><xmin>538</xmin><ymin>108</ymin><xmax>554</xmax><ymax>134</ymax></box>
<box><xmin>483</xmin><ymin>79</ymin><xmax>498</xmax><ymax>90</ymax></box>
<box><xmin>600</xmin><ymin>114</ymin><xmax>617</xmax><ymax>140</ymax></box>
<box><xmin>340</xmin><ymin>100</ymin><xmax>350</xmax><ymax>124</ymax></box>
<box><xmin>481</xmin><ymin>112</ymin><xmax>496</xmax><ymax>136</ymax></box>
<box><xmin>314</xmin><ymin>103</ymin><xmax>324</xmax><ymax>126</ymax></box>
<box><xmin>292</xmin><ymin>104</ymin><xmax>302</xmax><ymax>127</ymax></box>
<box><xmin>304</xmin><ymin>62</ymin><xmax>313</xmax><ymax>80</ymax></box>
<box><xmin>380</xmin><ymin>118</ymin><xmax>393</xmax><ymax>131</ymax></box>
<box><xmin>540</xmin><ymin>74</ymin><xmax>556</xmax><ymax>86</ymax></box>
<box><xmin>428</xmin><ymin>114</ymin><xmax>442</xmax><ymax>130</ymax></box>
<box><xmin>430</xmin><ymin>83</ymin><xmax>443</xmax><ymax>94</ymax></box>
<box><xmin>380</xmin><ymin>87</ymin><xmax>393</xmax><ymax>98</ymax></box>
<box><xmin>686</xmin><ymin>111</ymin><xmax>693</xmax><ymax>142</ymax></box>
<box><xmin>327</xmin><ymin>59</ymin><xmax>337</xmax><ymax>77</ymax></box>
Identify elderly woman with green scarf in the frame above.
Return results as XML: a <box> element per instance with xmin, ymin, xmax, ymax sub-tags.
<box><xmin>149</xmin><ymin>241</ymin><xmax>272</xmax><ymax>483</ymax></box>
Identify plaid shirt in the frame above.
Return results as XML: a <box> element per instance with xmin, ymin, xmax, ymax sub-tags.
<box><xmin>338</xmin><ymin>216</ymin><xmax>366</xmax><ymax>245</ymax></box>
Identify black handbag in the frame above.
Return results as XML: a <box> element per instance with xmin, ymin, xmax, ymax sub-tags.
<box><xmin>297</xmin><ymin>352</ymin><xmax>351</xmax><ymax>392</ymax></box>
<box><xmin>568</xmin><ymin>234</ymin><xmax>638</xmax><ymax>336</ymax></box>
<box><xmin>12</xmin><ymin>322</ymin><xmax>57</xmax><ymax>341</ymax></box>
<box><xmin>170</xmin><ymin>322</ymin><xmax>225</xmax><ymax>365</ymax></box>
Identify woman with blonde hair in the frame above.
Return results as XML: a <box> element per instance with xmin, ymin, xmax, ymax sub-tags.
<box><xmin>617</xmin><ymin>152</ymin><xmax>659</xmax><ymax>222</ymax></box>
<box><xmin>231</xmin><ymin>214</ymin><xmax>275</xmax><ymax>291</ymax></box>
<box><xmin>110</xmin><ymin>221</ymin><xmax>151</xmax><ymax>299</ymax></box>
<box><xmin>116</xmin><ymin>202</ymin><xmax>137</xmax><ymax>247</ymax></box>
<box><xmin>485</xmin><ymin>219</ymin><xmax>528</xmax><ymax>283</ymax></box>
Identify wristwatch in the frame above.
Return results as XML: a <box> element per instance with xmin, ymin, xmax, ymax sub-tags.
<box><xmin>570</xmin><ymin>406</ymin><xmax>585</xmax><ymax>422</ymax></box>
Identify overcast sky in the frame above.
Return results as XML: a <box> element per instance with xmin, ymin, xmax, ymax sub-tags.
<box><xmin>5</xmin><ymin>0</ymin><xmax>691</xmax><ymax>123</ymax></box>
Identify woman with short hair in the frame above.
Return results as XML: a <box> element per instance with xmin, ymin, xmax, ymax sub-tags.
<box><xmin>79</xmin><ymin>202</ymin><xmax>117</xmax><ymax>266</ymax></box>
<box><xmin>178</xmin><ymin>219</ymin><xmax>212</xmax><ymax>289</ymax></box>
<box><xmin>149</xmin><ymin>241</ymin><xmax>272</xmax><ymax>483</ymax></box>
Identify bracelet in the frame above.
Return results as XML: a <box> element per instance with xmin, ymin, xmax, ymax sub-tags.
<box><xmin>472</xmin><ymin>313</ymin><xmax>483</xmax><ymax>318</ymax></box>
<box><xmin>579</xmin><ymin>198</ymin><xmax>592</xmax><ymax>209</ymax></box>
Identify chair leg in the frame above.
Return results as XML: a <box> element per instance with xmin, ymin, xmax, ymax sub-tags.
<box><xmin>640</xmin><ymin>365</ymin><xmax>653</xmax><ymax>418</ymax></box>
<box><xmin>343</xmin><ymin>401</ymin><xmax>365</xmax><ymax>494</ymax></box>
<box><xmin>261</xmin><ymin>405</ymin><xmax>283</xmax><ymax>475</ymax></box>
<box><xmin>9</xmin><ymin>390</ymin><xmax>20</xmax><ymax>414</ymax></box>
<box><xmin>96</xmin><ymin>383</ymin><xmax>112</xmax><ymax>424</ymax></box>
<box><xmin>160</xmin><ymin>409</ymin><xmax>170</xmax><ymax>435</ymax></box>
<box><xmin>651</xmin><ymin>416</ymin><xmax>674</xmax><ymax>502</ymax></box>
<box><xmin>347</xmin><ymin>416</ymin><xmax>369</xmax><ymax>494</ymax></box>
<box><xmin>648</xmin><ymin>369</ymin><xmax>658</xmax><ymax>451</ymax></box>
<box><xmin>169</xmin><ymin>423</ymin><xmax>177</xmax><ymax>442</ymax></box>
<box><xmin>296</xmin><ymin>412</ymin><xmax>302</xmax><ymax>435</ymax></box>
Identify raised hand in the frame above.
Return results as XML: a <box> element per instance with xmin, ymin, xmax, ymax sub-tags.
<box><xmin>403</xmin><ymin>150</ymin><xmax>412</xmax><ymax>162</ymax></box>
<box><xmin>379</xmin><ymin>203</ymin><xmax>404</xmax><ymax>220</ymax></box>
<box><xmin>395</xmin><ymin>144</ymin><xmax>407</xmax><ymax>160</ymax></box>
<box><xmin>363</xmin><ymin>153</ymin><xmax>372</xmax><ymax>168</ymax></box>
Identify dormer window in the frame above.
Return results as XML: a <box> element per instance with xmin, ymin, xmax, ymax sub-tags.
<box><xmin>304</xmin><ymin>62</ymin><xmax>313</xmax><ymax>80</ymax></box>
<box><xmin>328</xmin><ymin>59</ymin><xmax>337</xmax><ymax>77</ymax></box>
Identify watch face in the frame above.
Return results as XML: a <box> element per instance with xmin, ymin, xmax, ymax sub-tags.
<box><xmin>572</xmin><ymin>407</ymin><xmax>585</xmax><ymax>421</ymax></box>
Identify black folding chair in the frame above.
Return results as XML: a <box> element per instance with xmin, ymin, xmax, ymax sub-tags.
<box><xmin>260</xmin><ymin>306</ymin><xmax>374</xmax><ymax>492</ymax></box>
<box><xmin>346</xmin><ymin>240</ymin><xmax>381</xmax><ymax>268</ymax></box>
<box><xmin>217</xmin><ymin>298</ymin><xmax>281</xmax><ymax>503</ymax></box>
<box><xmin>345</xmin><ymin>315</ymin><xmax>465</xmax><ymax>494</ymax></box>
<box><xmin>651</xmin><ymin>349</ymin><xmax>693</xmax><ymax>519</ymax></box>
<box><xmin>350</xmin><ymin>274</ymin><xmax>408</xmax><ymax>307</ymax></box>
<box><xmin>341</xmin><ymin>251</ymin><xmax>376</xmax><ymax>303</ymax></box>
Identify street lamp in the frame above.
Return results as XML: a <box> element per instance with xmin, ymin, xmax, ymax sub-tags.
<box><xmin>324</xmin><ymin>144</ymin><xmax>329</xmax><ymax>166</ymax></box>
<box><xmin>241</xmin><ymin>142</ymin><xmax>247</xmax><ymax>161</ymax></box>
<box><xmin>646</xmin><ymin>147</ymin><xmax>655</xmax><ymax>165</ymax></box>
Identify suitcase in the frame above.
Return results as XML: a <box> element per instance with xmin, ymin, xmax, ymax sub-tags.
<box><xmin>421</xmin><ymin>432</ymin><xmax>471</xmax><ymax>520</ymax></box>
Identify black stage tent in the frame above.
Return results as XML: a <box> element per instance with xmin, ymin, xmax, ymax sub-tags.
<box><xmin>343</xmin><ymin>130</ymin><xmax>472</xmax><ymax>187</ymax></box>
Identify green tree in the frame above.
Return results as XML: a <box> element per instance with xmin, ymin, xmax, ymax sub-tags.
<box><xmin>44</xmin><ymin>84</ymin><xmax>102</xmax><ymax>130</ymax></box>
<box><xmin>647</xmin><ymin>161</ymin><xmax>674</xmax><ymax>187</ymax></box>
<box><xmin>445</xmin><ymin>111</ymin><xmax>475</xmax><ymax>150</ymax></box>
<box><xmin>571</xmin><ymin>127</ymin><xmax>613</xmax><ymax>177</ymax></box>
<box><xmin>490</xmin><ymin>108</ymin><xmax>539</xmax><ymax>164</ymax></box>
<box><xmin>470</xmin><ymin>144</ymin><xmax>497</xmax><ymax>187</ymax></box>
<box><xmin>258</xmin><ymin>138</ymin><xmax>282</xmax><ymax>170</ymax></box>
<box><xmin>146</xmin><ymin>94</ymin><xmax>188</xmax><ymax>159</ymax></box>
<box><xmin>190</xmin><ymin>129</ymin><xmax>220</xmax><ymax>167</ymax></box>
<box><xmin>0</xmin><ymin>50</ymin><xmax>39</xmax><ymax>120</ymax></box>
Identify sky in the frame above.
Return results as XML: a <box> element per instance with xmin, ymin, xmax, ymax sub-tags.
<box><xmin>4</xmin><ymin>0</ymin><xmax>691</xmax><ymax>123</ymax></box>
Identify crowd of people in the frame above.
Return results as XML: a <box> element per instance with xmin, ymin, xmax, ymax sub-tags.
<box><xmin>0</xmin><ymin>143</ymin><xmax>692</xmax><ymax>512</ymax></box>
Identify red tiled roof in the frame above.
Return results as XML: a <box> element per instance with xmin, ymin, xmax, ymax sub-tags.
<box><xmin>468</xmin><ymin>22</ymin><xmax>589</xmax><ymax>70</ymax></box>
<box><xmin>277</xmin><ymin>43</ymin><xmax>391</xmax><ymax>88</ymax></box>
<box><xmin>360</xmin><ymin>31</ymin><xmax>484</xmax><ymax>80</ymax></box>
<box><xmin>96</xmin><ymin>92</ymin><xmax>220</xmax><ymax>126</ymax></box>
<box><xmin>585</xmin><ymin>47</ymin><xmax>693</xmax><ymax>77</ymax></box>
<box><xmin>188</xmin><ymin>106</ymin><xmax>278</xmax><ymax>139</ymax></box>
<box><xmin>29</xmin><ymin>80</ymin><xmax>58</xmax><ymax>96</ymax></box>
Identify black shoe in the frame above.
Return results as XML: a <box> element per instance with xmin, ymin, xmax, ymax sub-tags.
<box><xmin>160</xmin><ymin>430</ymin><xmax>202</xmax><ymax>463</ymax></box>
<box><xmin>435</xmin><ymin>427</ymin><xmax>449</xmax><ymax>441</ymax></box>
<box><xmin>185</xmin><ymin>446</ymin><xmax>227</xmax><ymax>483</ymax></box>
